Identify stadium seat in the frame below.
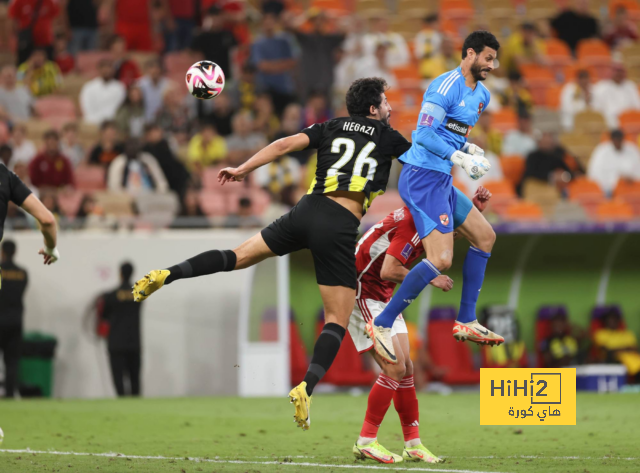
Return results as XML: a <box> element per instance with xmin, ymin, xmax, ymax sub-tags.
<box><xmin>505</xmin><ymin>201</ymin><xmax>544</xmax><ymax>221</ymax></box>
<box><xmin>135</xmin><ymin>192</ymin><xmax>181</xmax><ymax>227</ymax></box>
<box><xmin>198</xmin><ymin>190</ymin><xmax>227</xmax><ymax>216</ymax></box>
<box><xmin>500</xmin><ymin>156</ymin><xmax>526</xmax><ymax>187</ymax></box>
<box><xmin>34</xmin><ymin>96</ymin><xmax>77</xmax><ymax>122</ymax></box>
<box><xmin>618</xmin><ymin>110</ymin><xmax>640</xmax><ymax>134</ymax></box>
<box><xmin>393</xmin><ymin>65</ymin><xmax>421</xmax><ymax>89</ymax></box>
<box><xmin>559</xmin><ymin>132</ymin><xmax>600</xmax><ymax>168</ymax></box>
<box><xmin>535</xmin><ymin>305</ymin><xmax>568</xmax><ymax>367</ymax></box>
<box><xmin>483</xmin><ymin>179</ymin><xmax>517</xmax><ymax>216</ymax></box>
<box><xmin>544</xmin><ymin>38</ymin><xmax>573</xmax><ymax>67</ymax></box>
<box><xmin>164</xmin><ymin>52</ymin><xmax>195</xmax><ymax>75</ymax></box>
<box><xmin>613</xmin><ymin>180</ymin><xmax>640</xmax><ymax>215</ymax></box>
<box><xmin>426</xmin><ymin>307</ymin><xmax>480</xmax><ymax>385</ymax></box>
<box><xmin>74</xmin><ymin>165</ymin><xmax>106</xmax><ymax>191</ymax></box>
<box><xmin>520</xmin><ymin>64</ymin><xmax>555</xmax><ymax>87</ymax></box>
<box><xmin>551</xmin><ymin>201</ymin><xmax>589</xmax><ymax>222</ymax></box>
<box><xmin>573</xmin><ymin>110</ymin><xmax>607</xmax><ymax>134</ymax></box>
<box><xmin>490</xmin><ymin>108</ymin><xmax>517</xmax><ymax>132</ymax></box>
<box><xmin>595</xmin><ymin>199</ymin><xmax>634</xmax><ymax>222</ymax></box>
<box><xmin>545</xmin><ymin>85</ymin><xmax>562</xmax><ymax>110</ymax></box>
<box><xmin>92</xmin><ymin>192</ymin><xmax>134</xmax><ymax>217</ymax></box>
<box><xmin>532</xmin><ymin>107</ymin><xmax>562</xmax><ymax>133</ymax></box>
<box><xmin>316</xmin><ymin>310</ymin><xmax>376</xmax><ymax>386</ymax></box>
<box><xmin>576</xmin><ymin>39</ymin><xmax>611</xmax><ymax>67</ymax></box>
<box><xmin>567</xmin><ymin>177</ymin><xmax>604</xmax><ymax>207</ymax></box>
<box><xmin>76</xmin><ymin>51</ymin><xmax>111</xmax><ymax>77</ymax></box>
<box><xmin>521</xmin><ymin>179</ymin><xmax>561</xmax><ymax>217</ymax></box>
<box><xmin>610</xmin><ymin>0</ymin><xmax>640</xmax><ymax>21</ymax></box>
<box><xmin>57</xmin><ymin>190</ymin><xmax>84</xmax><ymax>218</ymax></box>
<box><xmin>440</xmin><ymin>0</ymin><xmax>474</xmax><ymax>22</ymax></box>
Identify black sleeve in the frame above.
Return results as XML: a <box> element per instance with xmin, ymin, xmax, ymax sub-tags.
<box><xmin>387</xmin><ymin>129</ymin><xmax>412</xmax><ymax>159</ymax></box>
<box><xmin>9</xmin><ymin>170</ymin><xmax>32</xmax><ymax>206</ymax></box>
<box><xmin>88</xmin><ymin>146</ymin><xmax>100</xmax><ymax>164</ymax></box>
<box><xmin>300</xmin><ymin>122</ymin><xmax>326</xmax><ymax>149</ymax></box>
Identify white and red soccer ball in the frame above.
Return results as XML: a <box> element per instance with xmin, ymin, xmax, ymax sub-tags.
<box><xmin>185</xmin><ymin>60</ymin><xmax>225</xmax><ymax>100</ymax></box>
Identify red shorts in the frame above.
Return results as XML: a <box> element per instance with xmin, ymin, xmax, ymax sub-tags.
<box><xmin>116</xmin><ymin>22</ymin><xmax>153</xmax><ymax>51</ymax></box>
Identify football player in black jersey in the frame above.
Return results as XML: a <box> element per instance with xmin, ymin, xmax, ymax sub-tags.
<box><xmin>132</xmin><ymin>78</ymin><xmax>411</xmax><ymax>430</ymax></box>
<box><xmin>0</xmin><ymin>163</ymin><xmax>59</xmax><ymax>289</ymax></box>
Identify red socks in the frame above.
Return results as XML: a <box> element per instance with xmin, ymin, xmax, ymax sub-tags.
<box><xmin>393</xmin><ymin>375</ymin><xmax>420</xmax><ymax>442</ymax></box>
<box><xmin>360</xmin><ymin>374</ymin><xmax>398</xmax><ymax>439</ymax></box>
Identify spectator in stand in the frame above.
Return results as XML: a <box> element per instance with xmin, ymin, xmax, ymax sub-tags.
<box><xmin>550</xmin><ymin>0</ymin><xmax>599</xmax><ymax>54</ymax></box>
<box><xmin>142</xmin><ymin>123</ymin><xmax>190</xmax><ymax>202</ymax></box>
<box><xmin>107</xmin><ymin>138</ymin><xmax>168</xmax><ymax>194</ymax></box>
<box><xmin>0</xmin><ymin>65</ymin><xmax>32</xmax><ymax>121</ymax></box>
<box><xmin>287</xmin><ymin>9</ymin><xmax>344</xmax><ymax>100</ymax></box>
<box><xmin>250</xmin><ymin>11</ymin><xmax>297</xmax><ymax>115</ymax></box>
<box><xmin>588</xmin><ymin>129</ymin><xmax>640</xmax><ymax>197</ymax></box>
<box><xmin>190</xmin><ymin>6</ymin><xmax>237</xmax><ymax>81</ymax></box>
<box><xmin>224</xmin><ymin>197</ymin><xmax>262</xmax><ymax>228</ymax></box>
<box><xmin>593</xmin><ymin>63</ymin><xmax>640</xmax><ymax>129</ymax></box>
<box><xmin>89</xmin><ymin>120</ymin><xmax>125</xmax><ymax>167</ymax></box>
<box><xmin>502</xmin><ymin>112</ymin><xmax>537</xmax><ymax>158</ymax></box>
<box><xmin>53</xmin><ymin>34</ymin><xmax>74</xmax><ymax>75</ymax></box>
<box><xmin>8</xmin><ymin>123</ymin><xmax>36</xmax><ymax>169</ymax></box>
<box><xmin>353</xmin><ymin>43</ymin><xmax>398</xmax><ymax>88</ymax></box>
<box><xmin>500</xmin><ymin>22</ymin><xmax>546</xmax><ymax>76</ymax></box>
<box><xmin>470</xmin><ymin>111</ymin><xmax>502</xmax><ymax>156</ymax></box>
<box><xmin>418</xmin><ymin>34</ymin><xmax>458</xmax><ymax>86</ymax></box>
<box><xmin>80</xmin><ymin>58</ymin><xmax>126</xmax><ymax>125</ymax></box>
<box><xmin>362</xmin><ymin>15</ymin><xmax>410</xmax><ymax>69</ymax></box>
<box><xmin>205</xmin><ymin>92</ymin><xmax>234</xmax><ymax>137</ymax></box>
<box><xmin>252</xmin><ymin>93</ymin><xmax>279</xmax><ymax>141</ymax></box>
<box><xmin>171</xmin><ymin>190</ymin><xmax>207</xmax><ymax>229</ymax></box>
<box><xmin>519</xmin><ymin>132</ymin><xmax>576</xmax><ymax>195</ymax></box>
<box><xmin>560</xmin><ymin>69</ymin><xmax>592</xmax><ymax>130</ymax></box>
<box><xmin>226</xmin><ymin>111</ymin><xmax>267</xmax><ymax>167</ymax></box>
<box><xmin>105</xmin><ymin>0</ymin><xmax>154</xmax><ymax>52</ymax></box>
<box><xmin>453</xmin><ymin>135</ymin><xmax>503</xmax><ymax>196</ymax></box>
<box><xmin>187</xmin><ymin>122</ymin><xmax>227</xmax><ymax>177</ymax></box>
<box><xmin>254</xmin><ymin>151</ymin><xmax>301</xmax><ymax>207</ymax></box>
<box><xmin>115</xmin><ymin>85</ymin><xmax>146</xmax><ymax>138</ymax></box>
<box><xmin>414</xmin><ymin>14</ymin><xmax>443</xmax><ymax>63</ymax></box>
<box><xmin>272</xmin><ymin>103</ymin><xmax>312</xmax><ymax>166</ymax></box>
<box><xmin>65</xmin><ymin>0</ymin><xmax>99</xmax><ymax>54</ymax></box>
<box><xmin>333</xmin><ymin>45</ymin><xmax>359</xmax><ymax>100</ymax></box>
<box><xmin>110</xmin><ymin>35</ymin><xmax>141</xmax><ymax>89</ymax></box>
<box><xmin>60</xmin><ymin>122</ymin><xmax>85</xmax><ymax>167</ymax></box>
<box><xmin>137</xmin><ymin>58</ymin><xmax>171</xmax><ymax>122</ymax></box>
<box><xmin>40</xmin><ymin>190</ymin><xmax>61</xmax><ymax>221</ymax></box>
<box><xmin>0</xmin><ymin>145</ymin><xmax>11</xmax><ymax>167</ymax></box>
<box><xmin>603</xmin><ymin>6</ymin><xmax>638</xmax><ymax>50</ymax></box>
<box><xmin>500</xmin><ymin>71</ymin><xmax>534</xmax><ymax>115</ymax></box>
<box><xmin>234</xmin><ymin>63</ymin><xmax>257</xmax><ymax>112</ymax></box>
<box><xmin>155</xmin><ymin>85</ymin><xmax>194</xmax><ymax>137</ymax></box>
<box><xmin>594</xmin><ymin>309</ymin><xmax>640</xmax><ymax>384</ymax></box>
<box><xmin>28</xmin><ymin>130</ymin><xmax>74</xmax><ymax>189</ymax></box>
<box><xmin>12</xmin><ymin>161</ymin><xmax>37</xmax><ymax>196</ymax></box>
<box><xmin>302</xmin><ymin>91</ymin><xmax>330</xmax><ymax>129</ymax></box>
<box><xmin>0</xmin><ymin>106</ymin><xmax>10</xmax><ymax>144</ymax></box>
<box><xmin>163</xmin><ymin>0</ymin><xmax>197</xmax><ymax>52</ymax></box>
<box><xmin>540</xmin><ymin>313</ymin><xmax>585</xmax><ymax>368</ymax></box>
<box><xmin>9</xmin><ymin>0</ymin><xmax>60</xmax><ymax>64</ymax></box>
<box><xmin>17</xmin><ymin>48</ymin><xmax>62</xmax><ymax>97</ymax></box>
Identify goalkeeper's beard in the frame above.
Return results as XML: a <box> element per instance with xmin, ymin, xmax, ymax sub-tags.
<box><xmin>470</xmin><ymin>60</ymin><xmax>489</xmax><ymax>82</ymax></box>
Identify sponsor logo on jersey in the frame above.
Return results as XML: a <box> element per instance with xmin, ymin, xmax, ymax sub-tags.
<box><xmin>393</xmin><ymin>208</ymin><xmax>405</xmax><ymax>222</ymax></box>
<box><xmin>401</xmin><ymin>243</ymin><xmax>413</xmax><ymax>260</ymax></box>
<box><xmin>440</xmin><ymin>213</ymin><xmax>450</xmax><ymax>225</ymax></box>
<box><xmin>478</xmin><ymin>102</ymin><xmax>484</xmax><ymax>115</ymax></box>
<box><xmin>419</xmin><ymin>113</ymin><xmax>435</xmax><ymax>127</ymax></box>
<box><xmin>459</xmin><ymin>100</ymin><xmax>465</xmax><ymax>107</ymax></box>
<box><xmin>444</xmin><ymin>118</ymin><xmax>472</xmax><ymax>137</ymax></box>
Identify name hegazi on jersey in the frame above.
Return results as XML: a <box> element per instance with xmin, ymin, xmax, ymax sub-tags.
<box><xmin>342</xmin><ymin>121</ymin><xmax>376</xmax><ymax>136</ymax></box>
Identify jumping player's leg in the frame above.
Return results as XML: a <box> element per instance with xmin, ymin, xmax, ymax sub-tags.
<box><xmin>132</xmin><ymin>233</ymin><xmax>276</xmax><ymax>301</ymax></box>
<box><xmin>451</xmin><ymin>206</ymin><xmax>503</xmax><ymax>345</ymax></box>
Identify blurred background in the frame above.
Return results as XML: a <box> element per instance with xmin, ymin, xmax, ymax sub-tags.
<box><xmin>0</xmin><ymin>0</ymin><xmax>639</xmax><ymax>400</ymax></box>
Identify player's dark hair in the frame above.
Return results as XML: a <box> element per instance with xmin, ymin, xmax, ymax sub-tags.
<box><xmin>120</xmin><ymin>262</ymin><xmax>134</xmax><ymax>282</ymax></box>
<box><xmin>43</xmin><ymin>129</ymin><xmax>59</xmax><ymax>141</ymax></box>
<box><xmin>345</xmin><ymin>77</ymin><xmax>388</xmax><ymax>117</ymax></box>
<box><xmin>1</xmin><ymin>240</ymin><xmax>16</xmax><ymax>259</ymax></box>
<box><xmin>461</xmin><ymin>31</ymin><xmax>500</xmax><ymax>59</ymax></box>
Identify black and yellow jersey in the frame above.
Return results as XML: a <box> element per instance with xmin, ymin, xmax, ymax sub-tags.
<box><xmin>301</xmin><ymin>116</ymin><xmax>411</xmax><ymax>213</ymax></box>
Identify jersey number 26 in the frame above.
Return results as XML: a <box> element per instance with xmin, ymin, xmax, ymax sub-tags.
<box><xmin>327</xmin><ymin>138</ymin><xmax>378</xmax><ymax>180</ymax></box>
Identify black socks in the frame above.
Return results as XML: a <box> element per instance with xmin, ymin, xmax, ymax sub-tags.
<box><xmin>303</xmin><ymin>323</ymin><xmax>346</xmax><ymax>396</ymax></box>
<box><xmin>164</xmin><ymin>250</ymin><xmax>237</xmax><ymax>285</ymax></box>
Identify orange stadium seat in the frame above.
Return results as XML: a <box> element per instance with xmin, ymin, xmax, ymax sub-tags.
<box><xmin>393</xmin><ymin>65</ymin><xmax>421</xmax><ymax>89</ymax></box>
<box><xmin>394</xmin><ymin>110</ymin><xmax>419</xmax><ymax>133</ymax></box>
<box><xmin>482</xmin><ymin>179</ymin><xmax>517</xmax><ymax>216</ymax></box>
<box><xmin>34</xmin><ymin>96</ymin><xmax>76</xmax><ymax>121</ymax></box>
<box><xmin>202</xmin><ymin>166</ymin><xmax>227</xmax><ymax>190</ymax></box>
<box><xmin>491</xmin><ymin>108</ymin><xmax>517</xmax><ymax>132</ymax></box>
<box><xmin>57</xmin><ymin>190</ymin><xmax>84</xmax><ymax>218</ymax></box>
<box><xmin>613</xmin><ymin>180</ymin><xmax>640</xmax><ymax>215</ymax></box>
<box><xmin>198</xmin><ymin>190</ymin><xmax>227</xmax><ymax>216</ymax></box>
<box><xmin>164</xmin><ymin>52</ymin><xmax>195</xmax><ymax>74</ymax></box>
<box><xmin>76</xmin><ymin>51</ymin><xmax>111</xmax><ymax>77</ymax></box>
<box><xmin>519</xmin><ymin>64</ymin><xmax>555</xmax><ymax>86</ymax></box>
<box><xmin>500</xmin><ymin>156</ymin><xmax>526</xmax><ymax>187</ymax></box>
<box><xmin>311</xmin><ymin>0</ymin><xmax>351</xmax><ymax>14</ymax></box>
<box><xmin>567</xmin><ymin>177</ymin><xmax>605</xmax><ymax>216</ymax></box>
<box><xmin>545</xmin><ymin>38</ymin><xmax>573</xmax><ymax>67</ymax></box>
<box><xmin>74</xmin><ymin>165</ymin><xmax>106</xmax><ymax>191</ymax></box>
<box><xmin>440</xmin><ymin>0</ymin><xmax>475</xmax><ymax>22</ymax></box>
<box><xmin>505</xmin><ymin>201</ymin><xmax>544</xmax><ymax>221</ymax></box>
<box><xmin>576</xmin><ymin>39</ymin><xmax>611</xmax><ymax>67</ymax></box>
<box><xmin>595</xmin><ymin>200</ymin><xmax>634</xmax><ymax>221</ymax></box>
<box><xmin>618</xmin><ymin>110</ymin><xmax>640</xmax><ymax>134</ymax></box>
<box><xmin>545</xmin><ymin>85</ymin><xmax>562</xmax><ymax>109</ymax></box>
<box><xmin>610</xmin><ymin>0</ymin><xmax>640</xmax><ymax>21</ymax></box>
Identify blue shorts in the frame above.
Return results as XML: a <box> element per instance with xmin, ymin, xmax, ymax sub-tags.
<box><xmin>399</xmin><ymin>164</ymin><xmax>473</xmax><ymax>239</ymax></box>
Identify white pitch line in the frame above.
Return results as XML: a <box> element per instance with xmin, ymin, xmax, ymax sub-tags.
<box><xmin>446</xmin><ymin>455</ymin><xmax>640</xmax><ymax>461</ymax></box>
<box><xmin>0</xmin><ymin>449</ymin><xmax>505</xmax><ymax>473</ymax></box>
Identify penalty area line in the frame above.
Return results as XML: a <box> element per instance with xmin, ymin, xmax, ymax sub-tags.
<box><xmin>0</xmin><ymin>449</ymin><xmax>504</xmax><ymax>473</ymax></box>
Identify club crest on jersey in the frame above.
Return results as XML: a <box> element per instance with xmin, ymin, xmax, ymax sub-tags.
<box><xmin>401</xmin><ymin>243</ymin><xmax>413</xmax><ymax>260</ymax></box>
<box><xmin>478</xmin><ymin>102</ymin><xmax>484</xmax><ymax>115</ymax></box>
<box><xmin>440</xmin><ymin>213</ymin><xmax>450</xmax><ymax>226</ymax></box>
<box><xmin>393</xmin><ymin>208</ymin><xmax>405</xmax><ymax>222</ymax></box>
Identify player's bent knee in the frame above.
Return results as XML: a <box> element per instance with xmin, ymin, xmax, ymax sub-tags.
<box><xmin>404</xmin><ymin>358</ymin><xmax>414</xmax><ymax>376</ymax></box>
<box><xmin>429</xmin><ymin>252</ymin><xmax>453</xmax><ymax>271</ymax></box>
<box><xmin>383</xmin><ymin>360</ymin><xmax>407</xmax><ymax>381</ymax></box>
<box><xmin>324</xmin><ymin>311</ymin><xmax>350</xmax><ymax>329</ymax></box>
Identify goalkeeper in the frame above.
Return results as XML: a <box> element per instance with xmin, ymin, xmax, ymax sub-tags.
<box><xmin>367</xmin><ymin>31</ymin><xmax>504</xmax><ymax>363</ymax></box>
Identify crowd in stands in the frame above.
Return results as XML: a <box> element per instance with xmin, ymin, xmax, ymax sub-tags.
<box><xmin>0</xmin><ymin>0</ymin><xmax>640</xmax><ymax>229</ymax></box>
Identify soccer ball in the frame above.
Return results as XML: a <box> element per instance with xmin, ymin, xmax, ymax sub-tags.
<box><xmin>185</xmin><ymin>60</ymin><xmax>225</xmax><ymax>100</ymax></box>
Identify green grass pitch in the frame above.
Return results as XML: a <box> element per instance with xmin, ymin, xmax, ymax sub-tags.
<box><xmin>1</xmin><ymin>393</ymin><xmax>638</xmax><ymax>472</ymax></box>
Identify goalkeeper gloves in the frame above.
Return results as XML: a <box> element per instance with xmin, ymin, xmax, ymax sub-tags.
<box><xmin>451</xmin><ymin>150</ymin><xmax>491</xmax><ymax>180</ymax></box>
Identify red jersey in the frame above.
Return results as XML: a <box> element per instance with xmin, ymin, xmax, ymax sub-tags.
<box><xmin>9</xmin><ymin>0</ymin><xmax>61</xmax><ymax>47</ymax></box>
<box><xmin>355</xmin><ymin>207</ymin><xmax>424</xmax><ymax>303</ymax></box>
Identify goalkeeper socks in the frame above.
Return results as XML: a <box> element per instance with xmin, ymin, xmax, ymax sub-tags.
<box><xmin>303</xmin><ymin>323</ymin><xmax>345</xmax><ymax>396</ymax></box>
<box><xmin>374</xmin><ymin>259</ymin><xmax>440</xmax><ymax>328</ymax></box>
<box><xmin>164</xmin><ymin>249</ymin><xmax>237</xmax><ymax>285</ymax></box>
<box><xmin>457</xmin><ymin>246</ymin><xmax>491</xmax><ymax>323</ymax></box>
<box><xmin>359</xmin><ymin>374</ymin><xmax>399</xmax><ymax>440</ymax></box>
<box><xmin>393</xmin><ymin>375</ymin><xmax>420</xmax><ymax>444</ymax></box>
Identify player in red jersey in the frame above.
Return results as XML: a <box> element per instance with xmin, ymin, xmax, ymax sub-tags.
<box><xmin>351</xmin><ymin>186</ymin><xmax>491</xmax><ymax>464</ymax></box>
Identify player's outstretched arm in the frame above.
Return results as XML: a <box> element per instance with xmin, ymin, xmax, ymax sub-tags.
<box><xmin>21</xmin><ymin>194</ymin><xmax>59</xmax><ymax>265</ymax></box>
<box><xmin>218</xmin><ymin>133</ymin><xmax>310</xmax><ymax>185</ymax></box>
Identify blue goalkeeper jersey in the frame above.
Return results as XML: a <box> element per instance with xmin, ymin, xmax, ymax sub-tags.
<box><xmin>400</xmin><ymin>66</ymin><xmax>491</xmax><ymax>174</ymax></box>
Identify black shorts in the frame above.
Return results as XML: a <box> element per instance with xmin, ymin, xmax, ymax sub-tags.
<box><xmin>261</xmin><ymin>194</ymin><xmax>360</xmax><ymax>289</ymax></box>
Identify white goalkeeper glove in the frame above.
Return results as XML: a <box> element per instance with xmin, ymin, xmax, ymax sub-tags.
<box><xmin>462</xmin><ymin>142</ymin><xmax>485</xmax><ymax>157</ymax></box>
<box><xmin>38</xmin><ymin>246</ymin><xmax>60</xmax><ymax>265</ymax></box>
<box><xmin>451</xmin><ymin>150</ymin><xmax>491</xmax><ymax>181</ymax></box>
